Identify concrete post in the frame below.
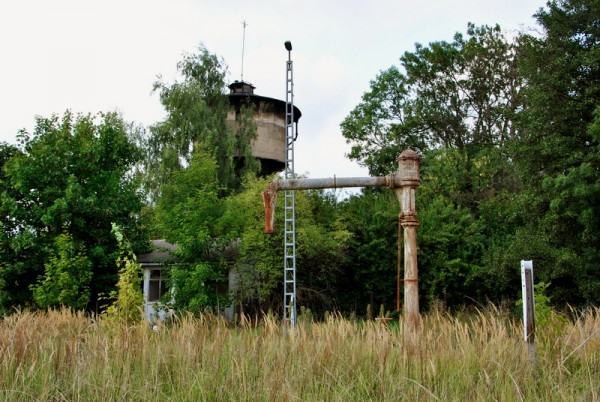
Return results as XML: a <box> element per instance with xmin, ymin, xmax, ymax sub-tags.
<box><xmin>395</xmin><ymin>149</ymin><xmax>421</xmax><ymax>334</ymax></box>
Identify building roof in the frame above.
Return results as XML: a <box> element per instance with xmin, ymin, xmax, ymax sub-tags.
<box><xmin>137</xmin><ymin>239</ymin><xmax>178</xmax><ymax>264</ymax></box>
<box><xmin>227</xmin><ymin>80</ymin><xmax>302</xmax><ymax>122</ymax></box>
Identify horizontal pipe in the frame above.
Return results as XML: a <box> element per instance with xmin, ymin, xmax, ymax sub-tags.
<box><xmin>268</xmin><ymin>175</ymin><xmax>400</xmax><ymax>192</ymax></box>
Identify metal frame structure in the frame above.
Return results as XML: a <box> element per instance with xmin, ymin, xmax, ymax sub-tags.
<box><xmin>263</xmin><ymin>150</ymin><xmax>422</xmax><ymax>335</ymax></box>
<box><xmin>283</xmin><ymin>41</ymin><xmax>297</xmax><ymax>328</ymax></box>
<box><xmin>270</xmin><ymin>41</ymin><xmax>422</xmax><ymax>334</ymax></box>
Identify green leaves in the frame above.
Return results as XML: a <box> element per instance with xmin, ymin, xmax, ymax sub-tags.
<box><xmin>338</xmin><ymin>4</ymin><xmax>600</xmax><ymax>309</ymax></box>
<box><xmin>152</xmin><ymin>151</ymin><xmax>231</xmax><ymax>312</ymax></box>
<box><xmin>0</xmin><ymin>111</ymin><xmax>146</xmax><ymax>311</ymax></box>
<box><xmin>418</xmin><ymin>195</ymin><xmax>484</xmax><ymax>306</ymax></box>
<box><xmin>342</xmin><ymin>23</ymin><xmax>522</xmax><ymax>175</ymax></box>
<box><xmin>102</xmin><ymin>224</ymin><xmax>144</xmax><ymax>325</ymax></box>
<box><xmin>147</xmin><ymin>46</ymin><xmax>258</xmax><ymax>200</ymax></box>
<box><xmin>512</xmin><ymin>0</ymin><xmax>600</xmax><ymax>305</ymax></box>
<box><xmin>31</xmin><ymin>233</ymin><xmax>92</xmax><ymax>310</ymax></box>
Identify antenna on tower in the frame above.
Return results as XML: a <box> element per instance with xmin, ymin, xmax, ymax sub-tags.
<box><xmin>241</xmin><ymin>20</ymin><xmax>247</xmax><ymax>81</ymax></box>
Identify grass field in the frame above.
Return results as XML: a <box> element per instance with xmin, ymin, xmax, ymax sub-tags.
<box><xmin>0</xmin><ymin>306</ymin><xmax>598</xmax><ymax>401</ymax></box>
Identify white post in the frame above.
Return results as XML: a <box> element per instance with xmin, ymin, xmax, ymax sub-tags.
<box><xmin>521</xmin><ymin>260</ymin><xmax>536</xmax><ymax>363</ymax></box>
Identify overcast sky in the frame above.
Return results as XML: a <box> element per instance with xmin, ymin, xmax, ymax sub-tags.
<box><xmin>0</xmin><ymin>0</ymin><xmax>543</xmax><ymax>181</ymax></box>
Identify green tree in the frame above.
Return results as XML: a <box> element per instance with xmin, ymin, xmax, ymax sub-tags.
<box><xmin>339</xmin><ymin>24</ymin><xmax>525</xmax><ymax>311</ymax></box>
<box><xmin>31</xmin><ymin>233</ymin><xmax>93</xmax><ymax>310</ymax></box>
<box><xmin>297</xmin><ymin>190</ymin><xmax>352</xmax><ymax>313</ymax></box>
<box><xmin>335</xmin><ymin>185</ymin><xmax>485</xmax><ymax>313</ymax></box>
<box><xmin>147</xmin><ymin>45</ymin><xmax>259</xmax><ymax>201</ymax></box>
<box><xmin>0</xmin><ymin>143</ymin><xmax>26</xmax><ymax>312</ymax></box>
<box><xmin>219</xmin><ymin>174</ymin><xmax>283</xmax><ymax>312</ymax></box>
<box><xmin>153</xmin><ymin>150</ymin><xmax>230</xmax><ymax>312</ymax></box>
<box><xmin>342</xmin><ymin>23</ymin><xmax>522</xmax><ymax>176</ymax></box>
<box><xmin>218</xmin><ymin>175</ymin><xmax>351</xmax><ymax>316</ymax></box>
<box><xmin>145</xmin><ymin>46</ymin><xmax>270</xmax><ymax>314</ymax></box>
<box><xmin>337</xmin><ymin>189</ymin><xmax>400</xmax><ymax>313</ymax></box>
<box><xmin>0</xmin><ymin>111</ymin><xmax>146</xmax><ymax>311</ymax></box>
<box><xmin>417</xmin><ymin>194</ymin><xmax>485</xmax><ymax>307</ymax></box>
<box><xmin>517</xmin><ymin>0</ymin><xmax>600</xmax><ymax>182</ymax></box>
<box><xmin>514</xmin><ymin>0</ymin><xmax>600</xmax><ymax>305</ymax></box>
<box><xmin>102</xmin><ymin>224</ymin><xmax>144</xmax><ymax>325</ymax></box>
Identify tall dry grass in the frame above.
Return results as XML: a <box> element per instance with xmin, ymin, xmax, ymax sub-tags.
<box><xmin>0</xmin><ymin>306</ymin><xmax>598</xmax><ymax>401</ymax></box>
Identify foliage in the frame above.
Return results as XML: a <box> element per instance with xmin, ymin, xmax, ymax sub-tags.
<box><xmin>516</xmin><ymin>0</ymin><xmax>600</xmax><ymax>183</ymax></box>
<box><xmin>0</xmin><ymin>111</ymin><xmax>146</xmax><ymax>312</ymax></box>
<box><xmin>146</xmin><ymin>46</ymin><xmax>263</xmax><ymax>314</ymax></box>
<box><xmin>219</xmin><ymin>174</ymin><xmax>283</xmax><ymax>310</ymax></box>
<box><xmin>417</xmin><ymin>195</ymin><xmax>485</xmax><ymax>307</ymax></box>
<box><xmin>3</xmin><ymin>1</ymin><xmax>598</xmax><ymax>318</ymax></box>
<box><xmin>221</xmin><ymin>175</ymin><xmax>352</xmax><ymax>316</ymax></box>
<box><xmin>336</xmin><ymin>189</ymin><xmax>399</xmax><ymax>312</ymax></box>
<box><xmin>0</xmin><ymin>143</ymin><xmax>26</xmax><ymax>312</ymax></box>
<box><xmin>336</xmin><ymin>2</ymin><xmax>600</xmax><ymax>309</ymax></box>
<box><xmin>335</xmin><ymin>184</ymin><xmax>486</xmax><ymax>312</ymax></box>
<box><xmin>341</xmin><ymin>23</ymin><xmax>522</xmax><ymax>175</ymax></box>
<box><xmin>296</xmin><ymin>189</ymin><xmax>352</xmax><ymax>313</ymax></box>
<box><xmin>153</xmin><ymin>150</ymin><xmax>231</xmax><ymax>312</ymax></box>
<box><xmin>31</xmin><ymin>233</ymin><xmax>92</xmax><ymax>310</ymax></box>
<box><xmin>102</xmin><ymin>224</ymin><xmax>144</xmax><ymax>325</ymax></box>
<box><xmin>513</xmin><ymin>0</ymin><xmax>600</xmax><ymax>305</ymax></box>
<box><xmin>516</xmin><ymin>281</ymin><xmax>567</xmax><ymax>331</ymax></box>
<box><xmin>338</xmin><ymin>23</ymin><xmax>528</xmax><ymax>310</ymax></box>
<box><xmin>147</xmin><ymin>45</ymin><xmax>259</xmax><ymax>201</ymax></box>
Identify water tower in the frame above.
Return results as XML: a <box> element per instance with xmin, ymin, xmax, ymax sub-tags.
<box><xmin>227</xmin><ymin>80</ymin><xmax>301</xmax><ymax>176</ymax></box>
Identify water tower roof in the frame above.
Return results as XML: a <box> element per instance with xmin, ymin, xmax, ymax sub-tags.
<box><xmin>228</xmin><ymin>80</ymin><xmax>255</xmax><ymax>95</ymax></box>
<box><xmin>227</xmin><ymin>82</ymin><xmax>302</xmax><ymax>122</ymax></box>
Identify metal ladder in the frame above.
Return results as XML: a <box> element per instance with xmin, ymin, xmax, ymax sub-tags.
<box><xmin>283</xmin><ymin>55</ymin><xmax>297</xmax><ymax>328</ymax></box>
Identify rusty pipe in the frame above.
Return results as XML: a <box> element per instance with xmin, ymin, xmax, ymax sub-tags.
<box><xmin>268</xmin><ymin>174</ymin><xmax>400</xmax><ymax>192</ymax></box>
<box><xmin>262</xmin><ymin>174</ymin><xmax>399</xmax><ymax>234</ymax></box>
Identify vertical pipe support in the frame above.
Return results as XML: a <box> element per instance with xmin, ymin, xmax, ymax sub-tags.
<box><xmin>395</xmin><ymin>149</ymin><xmax>421</xmax><ymax>334</ymax></box>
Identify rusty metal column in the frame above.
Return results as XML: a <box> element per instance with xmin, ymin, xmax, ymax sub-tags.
<box><xmin>395</xmin><ymin>149</ymin><xmax>421</xmax><ymax>334</ymax></box>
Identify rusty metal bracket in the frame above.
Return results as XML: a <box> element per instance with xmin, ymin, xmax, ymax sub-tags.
<box><xmin>262</xmin><ymin>185</ymin><xmax>277</xmax><ymax>234</ymax></box>
<box><xmin>385</xmin><ymin>173</ymin><xmax>398</xmax><ymax>189</ymax></box>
